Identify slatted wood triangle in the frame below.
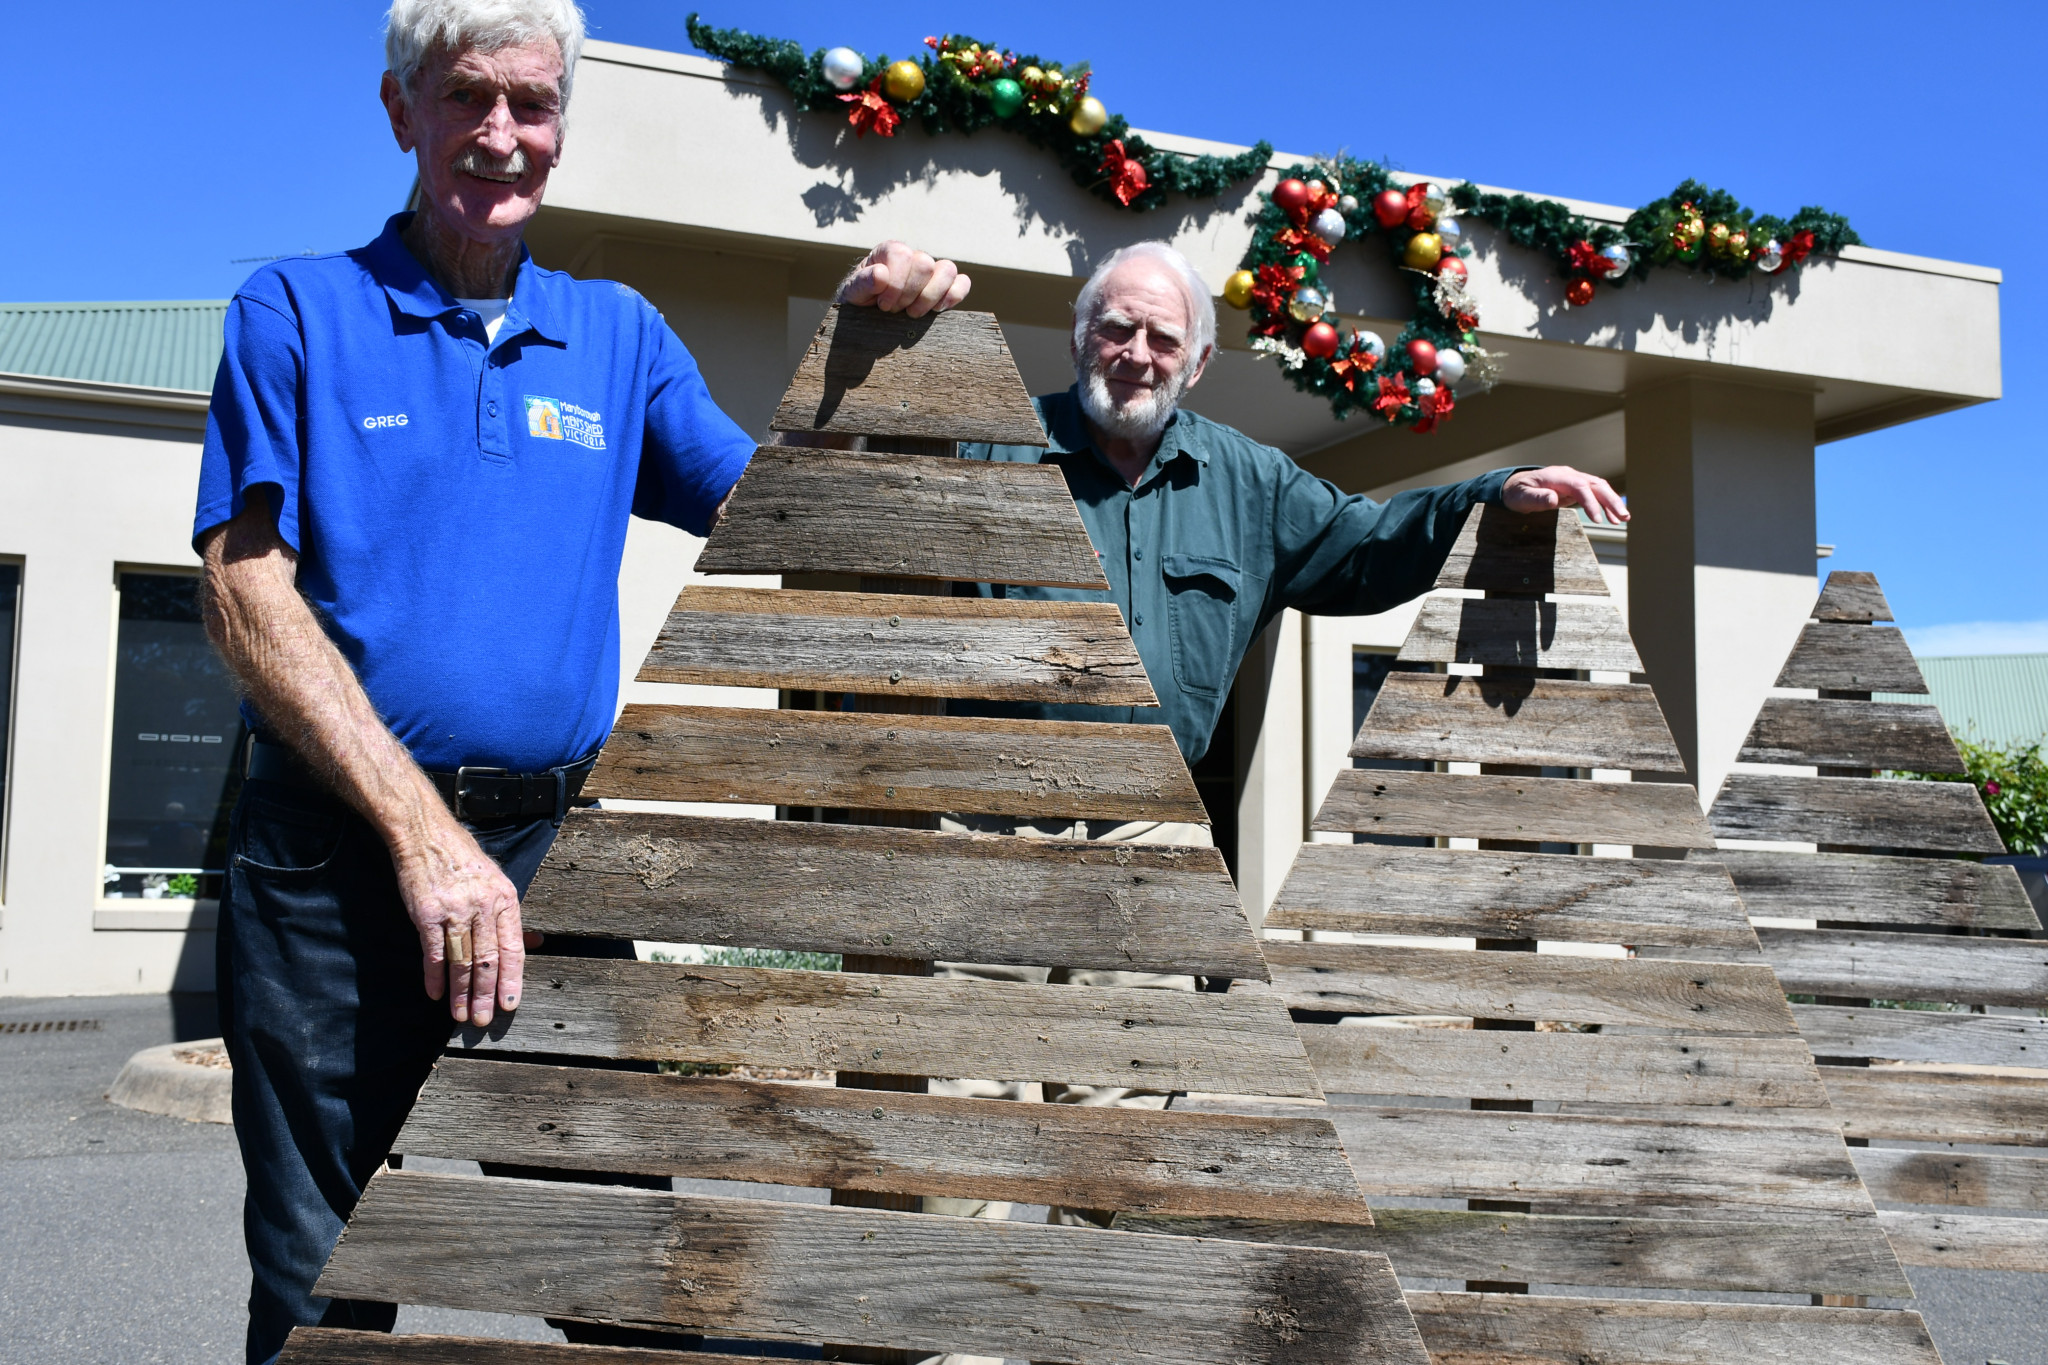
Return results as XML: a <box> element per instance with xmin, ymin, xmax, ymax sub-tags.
<box><xmin>1127</xmin><ymin>509</ymin><xmax>1943</xmax><ymax>1365</ymax></box>
<box><xmin>280</xmin><ymin>305</ymin><xmax>1429</xmax><ymax>1365</ymax></box>
<box><xmin>1699</xmin><ymin>569</ymin><xmax>2047</xmax><ymax>1278</ymax></box>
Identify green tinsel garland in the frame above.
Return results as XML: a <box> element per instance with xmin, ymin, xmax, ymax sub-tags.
<box><xmin>686</xmin><ymin>16</ymin><xmax>1272</xmax><ymax>214</ymax></box>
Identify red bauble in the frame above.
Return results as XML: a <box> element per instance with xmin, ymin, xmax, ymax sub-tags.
<box><xmin>1371</xmin><ymin>189</ymin><xmax>1410</xmax><ymax>228</ymax></box>
<box><xmin>1565</xmin><ymin>277</ymin><xmax>1596</xmax><ymax>307</ymax></box>
<box><xmin>1406</xmin><ymin>203</ymin><xmax>1436</xmax><ymax>232</ymax></box>
<box><xmin>1301</xmin><ymin>321</ymin><xmax>1341</xmax><ymax>359</ymax></box>
<box><xmin>1273</xmin><ymin>178</ymin><xmax>1312</xmax><ymax>214</ymax></box>
<box><xmin>1437</xmin><ymin>256</ymin><xmax>1468</xmax><ymax>283</ymax></box>
<box><xmin>1405</xmin><ymin>339</ymin><xmax>1438</xmax><ymax>375</ymax></box>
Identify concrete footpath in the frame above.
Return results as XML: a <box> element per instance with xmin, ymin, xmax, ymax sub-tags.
<box><xmin>0</xmin><ymin>992</ymin><xmax>2039</xmax><ymax>1364</ymax></box>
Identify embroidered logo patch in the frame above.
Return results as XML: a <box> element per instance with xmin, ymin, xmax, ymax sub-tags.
<box><xmin>524</xmin><ymin>396</ymin><xmax>562</xmax><ymax>440</ymax></box>
<box><xmin>524</xmin><ymin>395</ymin><xmax>606</xmax><ymax>449</ymax></box>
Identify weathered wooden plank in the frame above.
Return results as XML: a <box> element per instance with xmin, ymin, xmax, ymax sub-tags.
<box><xmin>1774</xmin><ymin>621</ymin><xmax>1929</xmax><ymax>693</ymax></box>
<box><xmin>1822</xmin><ymin>1065</ymin><xmax>2048</xmax><ymax>1146</ymax></box>
<box><xmin>316</xmin><ymin>1170</ymin><xmax>1428</xmax><ymax>1365</ymax></box>
<box><xmin>280</xmin><ymin>1329</ymin><xmax>783</xmax><ymax>1365</ymax></box>
<box><xmin>1261</xmin><ymin>942</ymin><xmax>1798</xmax><ymax>1034</ymax></box>
<box><xmin>1431</xmin><ymin>505</ymin><xmax>1610</xmax><ymax>597</ymax></box>
<box><xmin>399</xmin><ymin>1057</ymin><xmax>1370</xmax><ymax>1222</ymax></box>
<box><xmin>1708</xmin><ymin>773</ymin><xmax>2004</xmax><ymax>853</ymax></box>
<box><xmin>1879</xmin><ymin>1210</ymin><xmax>2048</xmax><ymax>1271</ymax></box>
<box><xmin>1710</xmin><ymin>848</ymin><xmax>2041</xmax><ymax>930</ymax></box>
<box><xmin>1301</xmin><ymin>1024</ymin><xmax>1825</xmax><ymax>1108</ymax></box>
<box><xmin>1313</xmin><ymin>769</ymin><xmax>1715</xmax><ymax>849</ymax></box>
<box><xmin>1736</xmin><ymin>697</ymin><xmax>1964</xmax><ymax>774</ymax></box>
<box><xmin>1396</xmin><ymin>596</ymin><xmax>1643</xmax><ymax>673</ymax></box>
<box><xmin>1116</xmin><ymin>1208</ymin><xmax>1911</xmax><ymax>1297</ymax></box>
<box><xmin>526</xmin><ymin>811</ymin><xmax>1264</xmax><ymax>979</ymax></box>
<box><xmin>1754</xmin><ymin>927</ymin><xmax>2048</xmax><ymax>1007</ymax></box>
<box><xmin>639</xmin><ymin>587</ymin><xmax>1156</xmax><ymax>706</ymax></box>
<box><xmin>1795</xmin><ymin>1003</ymin><xmax>2048</xmax><ymax>1067</ymax></box>
<box><xmin>1814</xmin><ymin>570</ymin><xmax>1896</xmax><ymax>623</ymax></box>
<box><xmin>587</xmin><ymin>705</ymin><xmax>1207</xmax><ymax>825</ymax></box>
<box><xmin>1352</xmin><ymin>673</ymin><xmax>1686</xmax><ymax>774</ymax></box>
<box><xmin>695</xmin><ymin>450</ymin><xmax>1108</xmax><ymax>589</ymax></box>
<box><xmin>467</xmin><ymin>957</ymin><xmax>1323</xmax><ymax>1097</ymax></box>
<box><xmin>770</xmin><ymin>305</ymin><xmax>1047</xmax><ymax>447</ymax></box>
<box><xmin>1269</xmin><ymin>845</ymin><xmax>1758</xmax><ymax>949</ymax></box>
<box><xmin>1404</xmin><ymin>1291</ymin><xmax>1940</xmax><ymax>1365</ymax></box>
<box><xmin>1853</xmin><ymin>1146</ymin><xmax>2048</xmax><ymax>1210</ymax></box>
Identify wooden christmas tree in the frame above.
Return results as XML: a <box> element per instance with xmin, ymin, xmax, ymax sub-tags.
<box><xmin>279</xmin><ymin>305</ymin><xmax>1430</xmax><ymax>1365</ymax></box>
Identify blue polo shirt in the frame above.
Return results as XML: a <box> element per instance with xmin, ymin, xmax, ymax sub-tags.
<box><xmin>194</xmin><ymin>213</ymin><xmax>755</xmax><ymax>772</ymax></box>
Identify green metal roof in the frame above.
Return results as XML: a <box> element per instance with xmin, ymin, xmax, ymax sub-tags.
<box><xmin>0</xmin><ymin>300</ymin><xmax>227</xmax><ymax>394</ymax></box>
<box><xmin>1879</xmin><ymin>654</ymin><xmax>2048</xmax><ymax>750</ymax></box>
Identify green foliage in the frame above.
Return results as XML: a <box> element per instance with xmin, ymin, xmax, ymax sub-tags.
<box><xmin>1905</xmin><ymin>737</ymin><xmax>2048</xmax><ymax>855</ymax></box>
<box><xmin>1622</xmin><ymin>180</ymin><xmax>1860</xmax><ymax>277</ymax></box>
<box><xmin>648</xmin><ymin>945</ymin><xmax>844</xmax><ymax>971</ymax></box>
<box><xmin>165</xmin><ymin>873</ymin><xmax>199</xmax><ymax>898</ymax></box>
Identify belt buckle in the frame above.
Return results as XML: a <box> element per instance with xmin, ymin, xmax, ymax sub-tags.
<box><xmin>455</xmin><ymin>765</ymin><xmax>508</xmax><ymax>819</ymax></box>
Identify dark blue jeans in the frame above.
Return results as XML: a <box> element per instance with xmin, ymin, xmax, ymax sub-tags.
<box><xmin>217</xmin><ymin>777</ymin><xmax>689</xmax><ymax>1364</ymax></box>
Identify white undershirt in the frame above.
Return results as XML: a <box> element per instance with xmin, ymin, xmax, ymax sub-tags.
<box><xmin>457</xmin><ymin>297</ymin><xmax>510</xmax><ymax>343</ymax></box>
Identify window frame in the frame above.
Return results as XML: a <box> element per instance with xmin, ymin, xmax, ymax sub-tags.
<box><xmin>0</xmin><ymin>556</ymin><xmax>21</xmax><ymax>905</ymax></box>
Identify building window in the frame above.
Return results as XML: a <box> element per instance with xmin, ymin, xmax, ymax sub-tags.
<box><xmin>102</xmin><ymin>572</ymin><xmax>244</xmax><ymax>900</ymax></box>
<box><xmin>0</xmin><ymin>561</ymin><xmax>18</xmax><ymax>889</ymax></box>
<box><xmin>1352</xmin><ymin>650</ymin><xmax>1435</xmax><ymax>848</ymax></box>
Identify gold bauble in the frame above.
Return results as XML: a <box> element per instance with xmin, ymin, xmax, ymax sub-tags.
<box><xmin>1726</xmin><ymin>228</ymin><xmax>1749</xmax><ymax>260</ymax></box>
<box><xmin>883</xmin><ymin>60</ymin><xmax>925</xmax><ymax>102</ymax></box>
<box><xmin>1068</xmin><ymin>95</ymin><xmax>1108</xmax><ymax>136</ymax></box>
<box><xmin>1402</xmin><ymin>232</ymin><xmax>1444</xmax><ymax>270</ymax></box>
<box><xmin>1018</xmin><ymin>65</ymin><xmax>1045</xmax><ymax>88</ymax></box>
<box><xmin>1223</xmin><ymin>270</ymin><xmax>1256</xmax><ymax>310</ymax></box>
<box><xmin>1705</xmin><ymin>222</ymin><xmax>1732</xmax><ymax>256</ymax></box>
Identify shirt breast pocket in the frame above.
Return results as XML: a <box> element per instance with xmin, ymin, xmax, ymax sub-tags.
<box><xmin>1161</xmin><ymin>553</ymin><xmax>1243</xmax><ymax>698</ymax></box>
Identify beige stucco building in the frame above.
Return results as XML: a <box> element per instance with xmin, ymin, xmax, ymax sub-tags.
<box><xmin>0</xmin><ymin>40</ymin><xmax>2000</xmax><ymax>996</ymax></box>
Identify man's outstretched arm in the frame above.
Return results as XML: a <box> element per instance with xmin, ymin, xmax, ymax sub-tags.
<box><xmin>200</xmin><ymin>501</ymin><xmax>523</xmax><ymax>1027</ymax></box>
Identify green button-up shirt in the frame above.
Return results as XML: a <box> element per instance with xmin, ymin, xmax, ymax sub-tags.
<box><xmin>958</xmin><ymin>387</ymin><xmax>1516</xmax><ymax>763</ymax></box>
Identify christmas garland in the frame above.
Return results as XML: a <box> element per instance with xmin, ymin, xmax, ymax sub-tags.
<box><xmin>684</xmin><ymin>16</ymin><xmax>1272</xmax><ymax>214</ymax></box>
<box><xmin>687</xmin><ymin>17</ymin><xmax>1859</xmax><ymax>434</ymax></box>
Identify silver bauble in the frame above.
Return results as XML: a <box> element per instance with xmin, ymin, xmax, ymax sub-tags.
<box><xmin>1435</xmin><ymin>217</ymin><xmax>1463</xmax><ymax>249</ymax></box>
<box><xmin>1423</xmin><ymin>182</ymin><xmax>1456</xmax><ymax>216</ymax></box>
<box><xmin>1287</xmin><ymin>286</ymin><xmax>1328</xmax><ymax>323</ymax></box>
<box><xmin>1338</xmin><ymin>194</ymin><xmax>1359</xmax><ymax>213</ymax></box>
<box><xmin>1310</xmin><ymin>207</ymin><xmax>1347</xmax><ymax>248</ymax></box>
<box><xmin>1411</xmin><ymin>376</ymin><xmax>1437</xmax><ymax>399</ymax></box>
<box><xmin>1754</xmin><ymin>239</ymin><xmax>1787</xmax><ymax>274</ymax></box>
<box><xmin>1433</xmin><ymin>349</ymin><xmax>1467</xmax><ymax>385</ymax></box>
<box><xmin>1352</xmin><ymin>330</ymin><xmax>1387</xmax><ymax>365</ymax></box>
<box><xmin>822</xmin><ymin>46</ymin><xmax>865</xmax><ymax>91</ymax></box>
<box><xmin>1598</xmin><ymin>244</ymin><xmax>1632</xmax><ymax>280</ymax></box>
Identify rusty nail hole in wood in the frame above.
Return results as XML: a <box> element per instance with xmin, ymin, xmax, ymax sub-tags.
<box><xmin>537</xmin><ymin>1122</ymin><xmax>556</xmax><ymax>1132</ymax></box>
<box><xmin>553</xmin><ymin>1023</ymin><xmax>567</xmax><ymax>1030</ymax></box>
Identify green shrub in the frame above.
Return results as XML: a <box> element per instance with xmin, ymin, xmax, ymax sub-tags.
<box><xmin>1903</xmin><ymin>736</ymin><xmax>2048</xmax><ymax>855</ymax></box>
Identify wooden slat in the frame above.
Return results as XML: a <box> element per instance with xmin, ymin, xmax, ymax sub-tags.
<box><xmin>526</xmin><ymin>811</ymin><xmax>1266</xmax><ymax>980</ymax></box>
<box><xmin>1814</xmin><ymin>569</ymin><xmax>1896</xmax><ymax>623</ymax></box>
<box><xmin>1823</xmin><ymin>1065</ymin><xmax>2048</xmax><ymax>1146</ymax></box>
<box><xmin>398</xmin><ymin>1057</ymin><xmax>1370</xmax><ymax>1223</ymax></box>
<box><xmin>1880</xmin><ymin>1210</ymin><xmax>2048</xmax><ymax>1271</ymax></box>
<box><xmin>695</xmin><ymin>450</ymin><xmax>1108</xmax><ymax>589</ymax></box>
<box><xmin>1754</xmin><ymin>926</ymin><xmax>2048</xmax><ymax>1007</ymax></box>
<box><xmin>1796</xmin><ymin>1003</ymin><xmax>2048</xmax><ymax>1067</ymax></box>
<box><xmin>1396</xmin><ymin>596</ymin><xmax>1643</xmax><ymax>672</ymax></box>
<box><xmin>316</xmin><ymin>1170</ymin><xmax>1428</xmax><ymax>1365</ymax></box>
<box><xmin>281</xmin><ymin>1329</ymin><xmax>784</xmax><ymax>1365</ymax></box>
<box><xmin>1774</xmin><ymin>621</ymin><xmax>1929</xmax><ymax>693</ymax></box>
<box><xmin>1404</xmin><ymin>1291</ymin><xmax>1940</xmax><ymax>1365</ymax></box>
<box><xmin>1353</xmin><ymin>673</ymin><xmax>1686</xmax><ymax>773</ymax></box>
<box><xmin>467</xmin><ymin>957</ymin><xmax>1323</xmax><ymax>1097</ymax></box>
<box><xmin>1117</xmin><ymin>1208</ymin><xmax>1911</xmax><ymax>1297</ymax></box>
<box><xmin>1431</xmin><ymin>505</ymin><xmax>1609</xmax><ymax>597</ymax></box>
<box><xmin>1269</xmin><ymin>845</ymin><xmax>1758</xmax><ymax>949</ymax></box>
<box><xmin>1313</xmin><ymin>769</ymin><xmax>1715</xmax><ymax>849</ymax></box>
<box><xmin>1853</xmin><ymin>1146</ymin><xmax>2048</xmax><ymax>1210</ymax></box>
<box><xmin>1710</xmin><ymin>848</ymin><xmax>2041</xmax><ymax>930</ymax></box>
<box><xmin>1261</xmin><ymin>942</ymin><xmax>1798</xmax><ymax>1034</ymax></box>
<box><xmin>587</xmin><ymin>705</ymin><xmax>1207</xmax><ymax>824</ymax></box>
<box><xmin>770</xmin><ymin>305</ymin><xmax>1047</xmax><ymax>447</ymax></box>
<box><xmin>639</xmin><ymin>587</ymin><xmax>1156</xmax><ymax>706</ymax></box>
<box><xmin>1708</xmin><ymin>772</ymin><xmax>2004</xmax><ymax>853</ymax></box>
<box><xmin>1736</xmin><ymin>696</ymin><xmax>1964</xmax><ymax>773</ymax></box>
<box><xmin>1301</xmin><ymin>1024</ymin><xmax>1826</xmax><ymax>1108</ymax></box>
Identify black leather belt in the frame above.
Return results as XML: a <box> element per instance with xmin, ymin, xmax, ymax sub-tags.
<box><xmin>244</xmin><ymin>737</ymin><xmax>597</xmax><ymax>825</ymax></box>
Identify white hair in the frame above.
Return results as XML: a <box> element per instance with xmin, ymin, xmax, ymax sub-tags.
<box><xmin>385</xmin><ymin>0</ymin><xmax>587</xmax><ymax>103</ymax></box>
<box><xmin>1071</xmin><ymin>241</ymin><xmax>1217</xmax><ymax>363</ymax></box>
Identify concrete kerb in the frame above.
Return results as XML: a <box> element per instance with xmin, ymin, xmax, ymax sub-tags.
<box><xmin>107</xmin><ymin>1038</ymin><xmax>232</xmax><ymax>1125</ymax></box>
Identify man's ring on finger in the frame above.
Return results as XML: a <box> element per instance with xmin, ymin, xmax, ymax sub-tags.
<box><xmin>445</xmin><ymin>923</ymin><xmax>472</xmax><ymax>966</ymax></box>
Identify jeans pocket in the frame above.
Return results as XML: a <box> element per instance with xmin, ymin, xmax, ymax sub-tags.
<box><xmin>234</xmin><ymin>789</ymin><xmax>349</xmax><ymax>878</ymax></box>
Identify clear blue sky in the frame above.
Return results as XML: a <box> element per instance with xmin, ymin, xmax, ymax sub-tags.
<box><xmin>12</xmin><ymin>1</ymin><xmax>2041</xmax><ymax>645</ymax></box>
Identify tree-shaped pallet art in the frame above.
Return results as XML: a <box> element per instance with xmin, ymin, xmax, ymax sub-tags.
<box><xmin>277</xmin><ymin>305</ymin><xmax>1431</xmax><ymax>1365</ymax></box>
<box><xmin>1697</xmin><ymin>570</ymin><xmax>2047</xmax><ymax>1277</ymax></box>
<box><xmin>1132</xmin><ymin>509</ymin><xmax>1944</xmax><ymax>1364</ymax></box>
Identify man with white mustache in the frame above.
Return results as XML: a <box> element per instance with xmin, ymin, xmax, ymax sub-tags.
<box><xmin>191</xmin><ymin>2</ymin><xmax>968</xmax><ymax>1359</ymax></box>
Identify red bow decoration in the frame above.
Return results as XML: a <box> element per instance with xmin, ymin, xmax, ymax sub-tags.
<box><xmin>1565</xmin><ymin>239</ymin><xmax>1603</xmax><ymax>275</ymax></box>
<box><xmin>1249</xmin><ymin>263</ymin><xmax>1304</xmax><ymax>316</ymax></box>
<box><xmin>1098</xmin><ymin>140</ymin><xmax>1151</xmax><ymax>207</ymax></box>
<box><xmin>1274</xmin><ymin>226</ymin><xmax>1332</xmax><ymax>263</ymax></box>
<box><xmin>1330</xmin><ymin>353</ymin><xmax>1374</xmax><ymax>393</ymax></box>
<box><xmin>1784</xmin><ymin>229</ymin><xmax>1817</xmax><ymax>266</ymax></box>
<box><xmin>1371</xmin><ymin>372</ymin><xmax>1412</xmax><ymax>421</ymax></box>
<box><xmin>1413</xmin><ymin>382</ymin><xmax>1456</xmax><ymax>434</ymax></box>
<box><xmin>840</xmin><ymin>78</ymin><xmax>900</xmax><ymax>138</ymax></box>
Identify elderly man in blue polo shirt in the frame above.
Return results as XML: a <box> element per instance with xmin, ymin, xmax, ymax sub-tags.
<box><xmin>193</xmin><ymin>2</ymin><xmax>968</xmax><ymax>1360</ymax></box>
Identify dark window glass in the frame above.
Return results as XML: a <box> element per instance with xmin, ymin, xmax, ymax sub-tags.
<box><xmin>0</xmin><ymin>563</ymin><xmax>17</xmax><ymax>877</ymax></box>
<box><xmin>102</xmin><ymin>572</ymin><xmax>244</xmax><ymax>900</ymax></box>
<box><xmin>1352</xmin><ymin>651</ymin><xmax>1434</xmax><ymax>848</ymax></box>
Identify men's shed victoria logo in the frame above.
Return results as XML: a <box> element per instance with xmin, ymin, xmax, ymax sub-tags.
<box><xmin>524</xmin><ymin>395</ymin><xmax>607</xmax><ymax>449</ymax></box>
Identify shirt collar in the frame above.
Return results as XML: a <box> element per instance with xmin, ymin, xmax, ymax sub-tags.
<box><xmin>1049</xmin><ymin>385</ymin><xmax>1209</xmax><ymax>485</ymax></box>
<box><xmin>364</xmin><ymin>212</ymin><xmax>564</xmax><ymax>346</ymax></box>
